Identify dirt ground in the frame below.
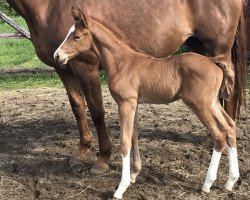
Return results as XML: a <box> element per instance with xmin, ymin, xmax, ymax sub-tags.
<box><xmin>0</xmin><ymin>87</ymin><xmax>249</xmax><ymax>200</ymax></box>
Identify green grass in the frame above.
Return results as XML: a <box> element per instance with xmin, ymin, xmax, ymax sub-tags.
<box><xmin>0</xmin><ymin>71</ymin><xmax>108</xmax><ymax>90</ymax></box>
<box><xmin>0</xmin><ymin>73</ymin><xmax>63</xmax><ymax>90</ymax></box>
<box><xmin>0</xmin><ymin>15</ymin><xmax>45</xmax><ymax>69</ymax></box>
<box><xmin>0</xmin><ymin>16</ymin><xmax>28</xmax><ymax>33</ymax></box>
<box><xmin>0</xmin><ymin>39</ymin><xmax>45</xmax><ymax>69</ymax></box>
<box><xmin>247</xmin><ymin>72</ymin><xmax>250</xmax><ymax>88</ymax></box>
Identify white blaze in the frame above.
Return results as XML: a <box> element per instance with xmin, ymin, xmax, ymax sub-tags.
<box><xmin>53</xmin><ymin>25</ymin><xmax>75</xmax><ymax>60</ymax></box>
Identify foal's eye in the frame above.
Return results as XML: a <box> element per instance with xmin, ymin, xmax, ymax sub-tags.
<box><xmin>74</xmin><ymin>35</ymin><xmax>81</xmax><ymax>40</ymax></box>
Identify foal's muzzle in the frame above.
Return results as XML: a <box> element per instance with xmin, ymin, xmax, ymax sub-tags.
<box><xmin>54</xmin><ymin>51</ymin><xmax>68</xmax><ymax>65</ymax></box>
<box><xmin>54</xmin><ymin>53</ymin><xmax>60</xmax><ymax>63</ymax></box>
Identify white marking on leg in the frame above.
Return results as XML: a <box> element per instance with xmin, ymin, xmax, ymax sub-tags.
<box><xmin>202</xmin><ymin>149</ymin><xmax>222</xmax><ymax>193</ymax></box>
<box><xmin>225</xmin><ymin>147</ymin><xmax>239</xmax><ymax>191</ymax></box>
<box><xmin>53</xmin><ymin>25</ymin><xmax>75</xmax><ymax>60</ymax></box>
<box><xmin>114</xmin><ymin>151</ymin><xmax>131</xmax><ymax>199</ymax></box>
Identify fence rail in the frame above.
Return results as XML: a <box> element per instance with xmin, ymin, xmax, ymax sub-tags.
<box><xmin>0</xmin><ymin>67</ymin><xmax>55</xmax><ymax>75</ymax></box>
<box><xmin>0</xmin><ymin>32</ymin><xmax>26</xmax><ymax>39</ymax></box>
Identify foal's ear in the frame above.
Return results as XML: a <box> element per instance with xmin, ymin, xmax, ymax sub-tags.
<box><xmin>71</xmin><ymin>5</ymin><xmax>80</xmax><ymax>21</ymax></box>
<box><xmin>78</xmin><ymin>9</ymin><xmax>88</xmax><ymax>28</ymax></box>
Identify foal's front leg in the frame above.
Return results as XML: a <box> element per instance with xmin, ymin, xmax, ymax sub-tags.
<box><xmin>114</xmin><ymin>100</ymin><xmax>137</xmax><ymax>199</ymax></box>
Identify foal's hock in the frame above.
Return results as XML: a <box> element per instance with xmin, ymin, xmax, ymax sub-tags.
<box><xmin>54</xmin><ymin>8</ymin><xmax>239</xmax><ymax>199</ymax></box>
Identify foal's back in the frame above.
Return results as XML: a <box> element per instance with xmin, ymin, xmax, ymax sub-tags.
<box><xmin>137</xmin><ymin>53</ymin><xmax>223</xmax><ymax>104</ymax></box>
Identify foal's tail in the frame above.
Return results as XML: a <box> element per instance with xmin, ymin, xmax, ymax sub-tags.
<box><xmin>231</xmin><ymin>0</ymin><xmax>247</xmax><ymax>118</ymax></box>
<box><xmin>211</xmin><ymin>59</ymin><xmax>235</xmax><ymax>100</ymax></box>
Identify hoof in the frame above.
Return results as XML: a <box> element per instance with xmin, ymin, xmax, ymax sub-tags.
<box><xmin>113</xmin><ymin>194</ymin><xmax>122</xmax><ymax>199</ymax></box>
<box><xmin>90</xmin><ymin>160</ymin><xmax>109</xmax><ymax>174</ymax></box>
<box><xmin>74</xmin><ymin>147</ymin><xmax>89</xmax><ymax>158</ymax></box>
<box><xmin>112</xmin><ymin>198</ymin><xmax>121</xmax><ymax>200</ymax></box>
<box><xmin>130</xmin><ymin>177</ymin><xmax>136</xmax><ymax>184</ymax></box>
<box><xmin>201</xmin><ymin>186</ymin><xmax>211</xmax><ymax>194</ymax></box>
<box><xmin>225</xmin><ymin>183</ymin><xmax>233</xmax><ymax>192</ymax></box>
<box><xmin>130</xmin><ymin>173</ymin><xmax>138</xmax><ymax>184</ymax></box>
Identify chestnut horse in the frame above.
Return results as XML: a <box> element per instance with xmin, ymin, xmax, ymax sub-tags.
<box><xmin>55</xmin><ymin>9</ymin><xmax>239</xmax><ymax>199</ymax></box>
<box><xmin>6</xmin><ymin>0</ymin><xmax>246</xmax><ymax>173</ymax></box>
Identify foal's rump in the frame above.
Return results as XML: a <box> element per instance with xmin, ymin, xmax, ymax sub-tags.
<box><xmin>178</xmin><ymin>53</ymin><xmax>224</xmax><ymax>101</ymax></box>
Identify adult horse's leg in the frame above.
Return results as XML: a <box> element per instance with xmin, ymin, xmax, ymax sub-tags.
<box><xmin>69</xmin><ymin>58</ymin><xmax>112</xmax><ymax>173</ymax></box>
<box><xmin>55</xmin><ymin>67</ymin><xmax>93</xmax><ymax>152</ymax></box>
<box><xmin>130</xmin><ymin>106</ymin><xmax>141</xmax><ymax>184</ymax></box>
<box><xmin>55</xmin><ymin>66</ymin><xmax>111</xmax><ymax>173</ymax></box>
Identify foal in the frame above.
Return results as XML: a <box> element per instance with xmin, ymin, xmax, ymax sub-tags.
<box><xmin>54</xmin><ymin>9</ymin><xmax>239</xmax><ymax>199</ymax></box>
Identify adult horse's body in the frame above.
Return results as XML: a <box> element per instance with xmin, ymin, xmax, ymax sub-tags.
<box><xmin>6</xmin><ymin>0</ymin><xmax>246</xmax><ymax>173</ymax></box>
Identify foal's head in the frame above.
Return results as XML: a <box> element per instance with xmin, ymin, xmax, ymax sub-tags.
<box><xmin>54</xmin><ymin>7</ymin><xmax>91</xmax><ymax>65</ymax></box>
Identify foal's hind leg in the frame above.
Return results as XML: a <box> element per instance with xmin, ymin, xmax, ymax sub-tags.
<box><xmin>219</xmin><ymin>108</ymin><xmax>239</xmax><ymax>191</ymax></box>
<box><xmin>195</xmin><ymin>102</ymin><xmax>238</xmax><ymax>193</ymax></box>
<box><xmin>131</xmin><ymin>106</ymin><xmax>142</xmax><ymax>183</ymax></box>
<box><xmin>183</xmin><ymin>95</ymin><xmax>238</xmax><ymax>193</ymax></box>
<box><xmin>199</xmin><ymin>110</ymin><xmax>226</xmax><ymax>193</ymax></box>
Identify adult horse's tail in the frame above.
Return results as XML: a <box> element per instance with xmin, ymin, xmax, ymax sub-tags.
<box><xmin>231</xmin><ymin>0</ymin><xmax>247</xmax><ymax>119</ymax></box>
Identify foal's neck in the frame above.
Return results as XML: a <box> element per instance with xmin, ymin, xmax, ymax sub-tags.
<box><xmin>89</xmin><ymin>19</ymin><xmax>145</xmax><ymax>75</ymax></box>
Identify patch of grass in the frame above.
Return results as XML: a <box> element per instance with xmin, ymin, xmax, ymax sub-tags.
<box><xmin>174</xmin><ymin>45</ymin><xmax>189</xmax><ymax>55</ymax></box>
<box><xmin>100</xmin><ymin>70</ymin><xmax>108</xmax><ymax>85</ymax></box>
<box><xmin>0</xmin><ymin>73</ymin><xmax>63</xmax><ymax>90</ymax></box>
<box><xmin>0</xmin><ymin>39</ymin><xmax>45</xmax><ymax>69</ymax></box>
<box><xmin>0</xmin><ymin>71</ymin><xmax>109</xmax><ymax>90</ymax></box>
<box><xmin>0</xmin><ymin>14</ymin><xmax>45</xmax><ymax>69</ymax></box>
<box><xmin>0</xmin><ymin>16</ymin><xmax>28</xmax><ymax>33</ymax></box>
